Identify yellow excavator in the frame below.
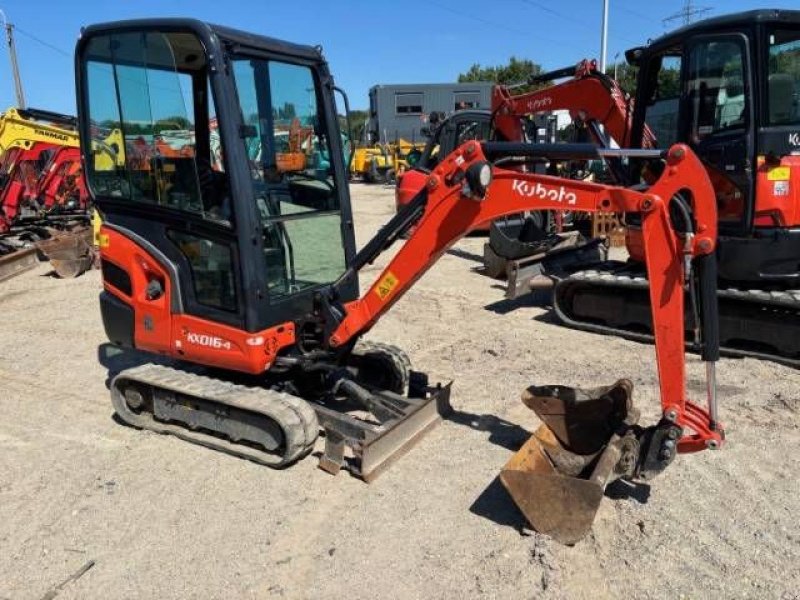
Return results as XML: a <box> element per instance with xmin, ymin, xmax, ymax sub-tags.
<box><xmin>350</xmin><ymin>138</ymin><xmax>425</xmax><ymax>183</ymax></box>
<box><xmin>0</xmin><ymin>106</ymin><xmax>123</xmax><ymax>169</ymax></box>
<box><xmin>0</xmin><ymin>108</ymin><xmax>122</xmax><ymax>280</ymax></box>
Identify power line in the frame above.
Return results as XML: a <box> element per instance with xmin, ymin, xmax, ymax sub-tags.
<box><xmin>519</xmin><ymin>0</ymin><xmax>574</xmax><ymax>21</ymax></box>
<box><xmin>425</xmin><ymin>1</ymin><xmax>585</xmax><ymax>52</ymax></box>
<box><xmin>663</xmin><ymin>0</ymin><xmax>713</xmax><ymax>27</ymax></box>
<box><xmin>616</xmin><ymin>4</ymin><xmax>652</xmax><ymax>23</ymax></box>
<box><xmin>15</xmin><ymin>27</ymin><xmax>70</xmax><ymax>58</ymax></box>
<box><xmin>519</xmin><ymin>0</ymin><xmax>640</xmax><ymax>48</ymax></box>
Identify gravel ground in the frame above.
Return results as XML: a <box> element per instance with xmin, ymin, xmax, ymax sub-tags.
<box><xmin>0</xmin><ymin>183</ymin><xmax>798</xmax><ymax>599</ymax></box>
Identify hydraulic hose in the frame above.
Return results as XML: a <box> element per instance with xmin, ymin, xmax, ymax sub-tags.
<box><xmin>696</xmin><ymin>252</ymin><xmax>720</xmax><ymax>363</ymax></box>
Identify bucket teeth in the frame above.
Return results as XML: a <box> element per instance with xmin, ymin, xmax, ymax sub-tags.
<box><xmin>501</xmin><ymin>379</ymin><xmax>640</xmax><ymax>545</ymax></box>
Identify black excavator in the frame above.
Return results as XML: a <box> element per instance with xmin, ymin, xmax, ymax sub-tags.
<box><xmin>549</xmin><ymin>10</ymin><xmax>800</xmax><ymax>366</ymax></box>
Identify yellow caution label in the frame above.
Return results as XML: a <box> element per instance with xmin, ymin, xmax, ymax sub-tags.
<box><xmin>98</xmin><ymin>233</ymin><xmax>111</xmax><ymax>248</ymax></box>
<box><xmin>768</xmin><ymin>166</ymin><xmax>791</xmax><ymax>181</ymax></box>
<box><xmin>374</xmin><ymin>271</ymin><xmax>399</xmax><ymax>301</ymax></box>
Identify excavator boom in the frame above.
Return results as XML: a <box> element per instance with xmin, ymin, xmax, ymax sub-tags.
<box><xmin>492</xmin><ymin>60</ymin><xmax>655</xmax><ymax>151</ymax></box>
<box><xmin>325</xmin><ymin>140</ymin><xmax>721</xmax><ymax>541</ymax></box>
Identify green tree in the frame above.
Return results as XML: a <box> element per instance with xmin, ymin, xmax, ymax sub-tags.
<box><xmin>605</xmin><ymin>62</ymin><xmax>638</xmax><ymax>96</ymax></box>
<box><xmin>154</xmin><ymin>115</ymin><xmax>192</xmax><ymax>132</ymax></box>
<box><xmin>274</xmin><ymin>102</ymin><xmax>297</xmax><ymax>121</ymax></box>
<box><xmin>458</xmin><ymin>57</ymin><xmax>550</xmax><ymax>92</ymax></box>
<box><xmin>605</xmin><ymin>61</ymin><xmax>683</xmax><ymax>99</ymax></box>
<box><xmin>339</xmin><ymin>109</ymin><xmax>369</xmax><ymax>145</ymax></box>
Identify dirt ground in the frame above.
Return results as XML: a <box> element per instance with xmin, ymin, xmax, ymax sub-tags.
<box><xmin>1</xmin><ymin>183</ymin><xmax>799</xmax><ymax>599</ymax></box>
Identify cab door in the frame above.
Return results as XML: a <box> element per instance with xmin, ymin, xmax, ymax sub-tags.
<box><xmin>80</xmin><ymin>29</ymin><xmax>249</xmax><ymax>362</ymax></box>
<box><xmin>682</xmin><ymin>34</ymin><xmax>755</xmax><ymax>236</ymax></box>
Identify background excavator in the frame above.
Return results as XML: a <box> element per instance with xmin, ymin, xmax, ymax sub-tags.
<box><xmin>79</xmin><ymin>18</ymin><xmax>721</xmax><ymax>544</ymax></box>
<box><xmin>554</xmin><ymin>9</ymin><xmax>800</xmax><ymax>367</ymax></box>
<box><xmin>0</xmin><ymin>107</ymin><xmax>109</xmax><ymax>280</ymax></box>
<box><xmin>399</xmin><ymin>9</ymin><xmax>800</xmax><ymax>367</ymax></box>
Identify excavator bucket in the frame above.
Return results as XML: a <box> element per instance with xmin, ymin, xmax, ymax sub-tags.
<box><xmin>35</xmin><ymin>226</ymin><xmax>95</xmax><ymax>279</ymax></box>
<box><xmin>500</xmin><ymin>380</ymin><xmax>640</xmax><ymax>545</ymax></box>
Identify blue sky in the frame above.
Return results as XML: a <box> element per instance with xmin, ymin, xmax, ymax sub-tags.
<box><xmin>0</xmin><ymin>0</ymin><xmax>797</xmax><ymax>114</ymax></box>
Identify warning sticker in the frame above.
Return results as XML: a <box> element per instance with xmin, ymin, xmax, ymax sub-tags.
<box><xmin>374</xmin><ymin>271</ymin><xmax>399</xmax><ymax>300</ymax></box>
<box><xmin>768</xmin><ymin>166</ymin><xmax>791</xmax><ymax>181</ymax></box>
<box><xmin>98</xmin><ymin>233</ymin><xmax>111</xmax><ymax>248</ymax></box>
<box><xmin>774</xmin><ymin>181</ymin><xmax>790</xmax><ymax>197</ymax></box>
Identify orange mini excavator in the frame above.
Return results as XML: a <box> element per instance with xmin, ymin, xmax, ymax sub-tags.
<box><xmin>78</xmin><ymin>19</ymin><xmax>722</xmax><ymax>544</ymax></box>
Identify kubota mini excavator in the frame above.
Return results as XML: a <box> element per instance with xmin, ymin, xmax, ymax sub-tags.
<box><xmin>78</xmin><ymin>19</ymin><xmax>722</xmax><ymax>544</ymax></box>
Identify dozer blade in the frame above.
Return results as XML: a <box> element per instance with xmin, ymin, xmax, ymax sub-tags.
<box><xmin>500</xmin><ymin>380</ymin><xmax>639</xmax><ymax>545</ymax></box>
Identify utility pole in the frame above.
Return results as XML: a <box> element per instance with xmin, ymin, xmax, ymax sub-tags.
<box><xmin>663</xmin><ymin>0</ymin><xmax>712</xmax><ymax>28</ymax></box>
<box><xmin>600</xmin><ymin>0</ymin><xmax>609</xmax><ymax>72</ymax></box>
<box><xmin>0</xmin><ymin>10</ymin><xmax>25</xmax><ymax>108</ymax></box>
<box><xmin>0</xmin><ymin>9</ymin><xmax>25</xmax><ymax>108</ymax></box>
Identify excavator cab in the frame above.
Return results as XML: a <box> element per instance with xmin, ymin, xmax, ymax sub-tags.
<box><xmin>78</xmin><ymin>20</ymin><xmax>453</xmax><ymax>483</ymax></box>
<box><xmin>628</xmin><ymin>10</ymin><xmax>800</xmax><ymax>285</ymax></box>
<box><xmin>77</xmin><ymin>20</ymin><xmax>359</xmax><ymax>340</ymax></box>
<box><xmin>550</xmin><ymin>11</ymin><xmax>800</xmax><ymax>365</ymax></box>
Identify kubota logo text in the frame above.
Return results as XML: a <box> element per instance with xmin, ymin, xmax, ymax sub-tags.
<box><xmin>511</xmin><ymin>180</ymin><xmax>577</xmax><ymax>205</ymax></box>
<box><xmin>186</xmin><ymin>332</ymin><xmax>232</xmax><ymax>350</ymax></box>
<box><xmin>525</xmin><ymin>96</ymin><xmax>553</xmax><ymax>112</ymax></box>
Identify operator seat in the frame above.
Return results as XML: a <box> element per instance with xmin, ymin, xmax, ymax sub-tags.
<box><xmin>769</xmin><ymin>73</ymin><xmax>795</xmax><ymax>124</ymax></box>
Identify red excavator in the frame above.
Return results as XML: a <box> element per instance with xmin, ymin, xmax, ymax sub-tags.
<box><xmin>552</xmin><ymin>9</ymin><xmax>800</xmax><ymax>366</ymax></box>
<box><xmin>78</xmin><ymin>18</ymin><xmax>721</xmax><ymax>544</ymax></box>
<box><xmin>0</xmin><ymin>143</ymin><xmax>88</xmax><ymax>232</ymax></box>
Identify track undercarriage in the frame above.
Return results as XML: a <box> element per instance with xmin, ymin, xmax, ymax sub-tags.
<box><xmin>109</xmin><ymin>341</ymin><xmax>452</xmax><ymax>481</ymax></box>
<box><xmin>553</xmin><ymin>263</ymin><xmax>800</xmax><ymax>366</ymax></box>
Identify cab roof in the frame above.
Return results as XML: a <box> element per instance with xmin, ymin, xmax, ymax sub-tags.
<box><xmin>648</xmin><ymin>9</ymin><xmax>800</xmax><ymax>50</ymax></box>
<box><xmin>79</xmin><ymin>18</ymin><xmax>324</xmax><ymax>62</ymax></box>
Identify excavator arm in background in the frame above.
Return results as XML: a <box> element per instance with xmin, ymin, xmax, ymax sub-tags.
<box><xmin>492</xmin><ymin>60</ymin><xmax>656</xmax><ymax>154</ymax></box>
<box><xmin>0</xmin><ymin>107</ymin><xmax>80</xmax><ymax>155</ymax></box>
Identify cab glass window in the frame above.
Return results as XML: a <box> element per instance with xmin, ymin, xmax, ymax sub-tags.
<box><xmin>643</xmin><ymin>53</ymin><xmax>682</xmax><ymax>149</ymax></box>
<box><xmin>168</xmin><ymin>231</ymin><xmax>237</xmax><ymax>311</ymax></box>
<box><xmin>455</xmin><ymin>118</ymin><xmax>490</xmax><ymax>145</ymax></box>
<box><xmin>231</xmin><ymin>57</ymin><xmax>346</xmax><ymax>298</ymax></box>
<box><xmin>767</xmin><ymin>29</ymin><xmax>800</xmax><ymax>125</ymax></box>
<box><xmin>83</xmin><ymin>32</ymin><xmax>230</xmax><ymax>223</ymax></box>
<box><xmin>686</xmin><ymin>39</ymin><xmax>747</xmax><ymax>141</ymax></box>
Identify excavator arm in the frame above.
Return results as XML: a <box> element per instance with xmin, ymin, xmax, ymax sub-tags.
<box><xmin>324</xmin><ymin>139</ymin><xmax>721</xmax><ymax>541</ymax></box>
<box><xmin>330</xmin><ymin>140</ymin><xmax>720</xmax><ymax>450</ymax></box>
<box><xmin>492</xmin><ymin>60</ymin><xmax>655</xmax><ymax>151</ymax></box>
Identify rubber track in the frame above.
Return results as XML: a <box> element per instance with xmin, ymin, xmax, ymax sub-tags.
<box><xmin>352</xmin><ymin>340</ymin><xmax>412</xmax><ymax>393</ymax></box>
<box><xmin>110</xmin><ymin>363</ymin><xmax>319</xmax><ymax>467</ymax></box>
<box><xmin>553</xmin><ymin>269</ymin><xmax>800</xmax><ymax>368</ymax></box>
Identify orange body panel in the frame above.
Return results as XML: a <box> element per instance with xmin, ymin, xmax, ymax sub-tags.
<box><xmin>100</xmin><ymin>226</ymin><xmax>296</xmax><ymax>374</ymax></box>
<box><xmin>754</xmin><ymin>156</ymin><xmax>800</xmax><ymax>227</ymax></box>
